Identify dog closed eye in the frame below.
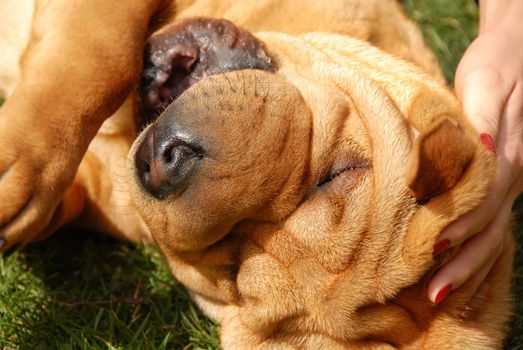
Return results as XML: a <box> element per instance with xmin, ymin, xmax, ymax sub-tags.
<box><xmin>316</xmin><ymin>161</ymin><xmax>371</xmax><ymax>188</ymax></box>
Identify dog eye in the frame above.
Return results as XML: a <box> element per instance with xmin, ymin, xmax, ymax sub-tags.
<box><xmin>317</xmin><ymin>168</ymin><xmax>350</xmax><ymax>187</ymax></box>
<box><xmin>316</xmin><ymin>162</ymin><xmax>370</xmax><ymax>188</ymax></box>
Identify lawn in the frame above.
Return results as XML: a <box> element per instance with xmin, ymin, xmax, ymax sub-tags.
<box><xmin>1</xmin><ymin>1</ymin><xmax>522</xmax><ymax>349</ymax></box>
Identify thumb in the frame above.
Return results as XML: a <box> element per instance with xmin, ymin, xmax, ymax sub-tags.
<box><xmin>456</xmin><ymin>69</ymin><xmax>507</xmax><ymax>150</ymax></box>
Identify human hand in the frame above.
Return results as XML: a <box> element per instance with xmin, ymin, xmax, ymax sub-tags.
<box><xmin>427</xmin><ymin>0</ymin><xmax>523</xmax><ymax>304</ymax></box>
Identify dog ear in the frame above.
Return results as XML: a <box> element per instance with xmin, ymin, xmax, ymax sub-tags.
<box><xmin>406</xmin><ymin>117</ymin><xmax>476</xmax><ymax>201</ymax></box>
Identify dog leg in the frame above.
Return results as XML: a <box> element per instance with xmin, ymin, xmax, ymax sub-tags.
<box><xmin>0</xmin><ymin>0</ymin><xmax>165</xmax><ymax>250</ymax></box>
<box><xmin>25</xmin><ymin>97</ymin><xmax>153</xmax><ymax>244</ymax></box>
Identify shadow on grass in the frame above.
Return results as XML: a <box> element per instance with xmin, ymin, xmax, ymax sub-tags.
<box><xmin>0</xmin><ymin>230</ymin><xmax>220</xmax><ymax>349</ymax></box>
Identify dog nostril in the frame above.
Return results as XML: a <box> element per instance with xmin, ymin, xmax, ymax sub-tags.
<box><xmin>135</xmin><ymin>130</ymin><xmax>203</xmax><ymax>199</ymax></box>
<box><xmin>142</xmin><ymin>162</ymin><xmax>151</xmax><ymax>183</ymax></box>
<box><xmin>162</xmin><ymin>148</ymin><xmax>173</xmax><ymax>163</ymax></box>
<box><xmin>136</xmin><ymin>156</ymin><xmax>151</xmax><ymax>186</ymax></box>
<box><xmin>134</xmin><ymin>130</ymin><xmax>155</xmax><ymax>191</ymax></box>
<box><xmin>161</xmin><ymin>143</ymin><xmax>199</xmax><ymax>167</ymax></box>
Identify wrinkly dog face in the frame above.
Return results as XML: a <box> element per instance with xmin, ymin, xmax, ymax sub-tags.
<box><xmin>133</xmin><ymin>18</ymin><xmax>315</xmax><ymax>251</ymax></box>
<box><xmin>130</xmin><ymin>18</ymin><xmax>380</xmax><ymax>252</ymax></box>
<box><xmin>128</xmin><ymin>18</ymin><xmax>493</xmax><ymax>343</ymax></box>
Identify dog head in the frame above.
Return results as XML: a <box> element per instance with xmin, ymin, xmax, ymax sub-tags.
<box><xmin>128</xmin><ymin>18</ymin><xmax>495</xmax><ymax>347</ymax></box>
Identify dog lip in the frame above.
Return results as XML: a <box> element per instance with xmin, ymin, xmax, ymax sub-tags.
<box><xmin>138</xmin><ymin>18</ymin><xmax>275</xmax><ymax>127</ymax></box>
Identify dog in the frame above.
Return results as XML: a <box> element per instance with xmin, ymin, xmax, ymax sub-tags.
<box><xmin>0</xmin><ymin>0</ymin><xmax>514</xmax><ymax>348</ymax></box>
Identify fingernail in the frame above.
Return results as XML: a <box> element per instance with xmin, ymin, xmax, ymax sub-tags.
<box><xmin>479</xmin><ymin>133</ymin><xmax>496</xmax><ymax>154</ymax></box>
<box><xmin>434</xmin><ymin>284</ymin><xmax>452</xmax><ymax>305</ymax></box>
<box><xmin>433</xmin><ymin>238</ymin><xmax>451</xmax><ymax>257</ymax></box>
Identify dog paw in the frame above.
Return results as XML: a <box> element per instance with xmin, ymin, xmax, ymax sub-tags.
<box><xmin>0</xmin><ymin>114</ymin><xmax>78</xmax><ymax>251</ymax></box>
<box><xmin>139</xmin><ymin>18</ymin><xmax>274</xmax><ymax>123</ymax></box>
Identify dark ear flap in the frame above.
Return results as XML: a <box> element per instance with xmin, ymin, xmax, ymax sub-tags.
<box><xmin>406</xmin><ymin>117</ymin><xmax>476</xmax><ymax>201</ymax></box>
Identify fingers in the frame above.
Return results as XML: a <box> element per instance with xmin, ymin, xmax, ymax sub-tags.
<box><xmin>428</xmin><ymin>183</ymin><xmax>516</xmax><ymax>304</ymax></box>
<box><xmin>434</xmin><ymin>153</ymin><xmax>514</xmax><ymax>253</ymax></box>
<box><xmin>457</xmin><ymin>68</ymin><xmax>509</xmax><ymax>142</ymax></box>
<box><xmin>434</xmin><ymin>12</ymin><xmax>523</xmax><ymax>307</ymax></box>
<box><xmin>428</xmin><ymin>226</ymin><xmax>503</xmax><ymax>304</ymax></box>
<box><xmin>430</xmin><ymin>239</ymin><xmax>502</xmax><ymax>305</ymax></box>
<box><xmin>437</xmin><ymin>79</ymin><xmax>523</xmax><ymax>251</ymax></box>
<box><xmin>432</xmin><ymin>75</ymin><xmax>523</xmax><ymax>305</ymax></box>
<box><xmin>500</xmin><ymin>83</ymin><xmax>523</xmax><ymax>172</ymax></box>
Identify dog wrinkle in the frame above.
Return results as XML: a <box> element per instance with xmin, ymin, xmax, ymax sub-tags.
<box><xmin>285</xmin><ymin>179</ymin><xmax>372</xmax><ymax>275</ymax></box>
<box><xmin>236</xmin><ymin>239</ymin><xmax>306</xmax><ymax>333</ymax></box>
<box><xmin>353</xmin><ymin>303</ymin><xmax>421</xmax><ymax>346</ymax></box>
<box><xmin>246</xmin><ymin>224</ymin><xmax>308</xmax><ymax>270</ymax></box>
<box><xmin>373</xmin><ymin>196</ymin><xmax>417</xmax><ymax>292</ymax></box>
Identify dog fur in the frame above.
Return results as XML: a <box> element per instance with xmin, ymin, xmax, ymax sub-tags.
<box><xmin>0</xmin><ymin>0</ymin><xmax>514</xmax><ymax>348</ymax></box>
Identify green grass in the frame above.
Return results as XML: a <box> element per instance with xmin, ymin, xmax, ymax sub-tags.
<box><xmin>0</xmin><ymin>232</ymin><xmax>220</xmax><ymax>349</ymax></box>
<box><xmin>0</xmin><ymin>1</ymin><xmax>521</xmax><ymax>349</ymax></box>
<box><xmin>400</xmin><ymin>0</ymin><xmax>479</xmax><ymax>83</ymax></box>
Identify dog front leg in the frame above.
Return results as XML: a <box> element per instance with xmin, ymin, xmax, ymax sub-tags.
<box><xmin>0</xmin><ymin>0</ymin><xmax>165</xmax><ymax>250</ymax></box>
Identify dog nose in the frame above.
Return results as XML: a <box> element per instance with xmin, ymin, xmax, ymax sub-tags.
<box><xmin>134</xmin><ymin>127</ymin><xmax>202</xmax><ymax>199</ymax></box>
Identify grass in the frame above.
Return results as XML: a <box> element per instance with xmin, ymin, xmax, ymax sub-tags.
<box><xmin>0</xmin><ymin>1</ymin><xmax>521</xmax><ymax>349</ymax></box>
<box><xmin>0</xmin><ymin>233</ymin><xmax>220</xmax><ymax>349</ymax></box>
<box><xmin>0</xmin><ymin>232</ymin><xmax>221</xmax><ymax>349</ymax></box>
<box><xmin>400</xmin><ymin>0</ymin><xmax>479</xmax><ymax>83</ymax></box>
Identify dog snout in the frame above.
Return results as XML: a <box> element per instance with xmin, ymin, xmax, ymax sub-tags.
<box><xmin>134</xmin><ymin>127</ymin><xmax>203</xmax><ymax>200</ymax></box>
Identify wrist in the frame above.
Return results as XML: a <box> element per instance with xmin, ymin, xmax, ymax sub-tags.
<box><xmin>479</xmin><ymin>0</ymin><xmax>523</xmax><ymax>33</ymax></box>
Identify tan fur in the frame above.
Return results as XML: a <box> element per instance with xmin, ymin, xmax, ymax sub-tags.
<box><xmin>0</xmin><ymin>0</ymin><xmax>513</xmax><ymax>349</ymax></box>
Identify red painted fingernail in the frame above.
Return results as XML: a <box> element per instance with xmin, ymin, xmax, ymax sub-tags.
<box><xmin>433</xmin><ymin>239</ymin><xmax>451</xmax><ymax>257</ymax></box>
<box><xmin>479</xmin><ymin>133</ymin><xmax>496</xmax><ymax>154</ymax></box>
<box><xmin>434</xmin><ymin>284</ymin><xmax>452</xmax><ymax>305</ymax></box>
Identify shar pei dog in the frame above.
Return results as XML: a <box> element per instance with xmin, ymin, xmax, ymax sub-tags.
<box><xmin>0</xmin><ymin>0</ymin><xmax>514</xmax><ymax>348</ymax></box>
